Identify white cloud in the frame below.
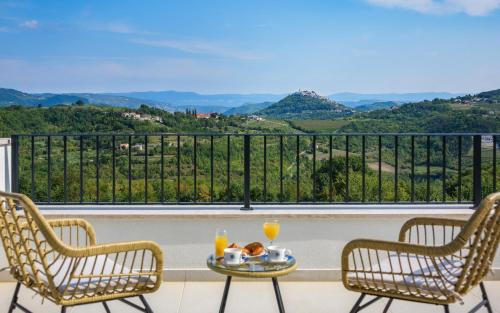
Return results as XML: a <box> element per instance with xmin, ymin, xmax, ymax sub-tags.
<box><xmin>19</xmin><ymin>19</ymin><xmax>38</xmax><ymax>29</ymax></box>
<box><xmin>132</xmin><ymin>38</ymin><xmax>263</xmax><ymax>60</ymax></box>
<box><xmin>366</xmin><ymin>0</ymin><xmax>500</xmax><ymax>16</ymax></box>
<box><xmin>451</xmin><ymin>0</ymin><xmax>500</xmax><ymax>15</ymax></box>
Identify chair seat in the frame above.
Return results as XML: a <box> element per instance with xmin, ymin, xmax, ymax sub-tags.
<box><xmin>46</xmin><ymin>255</ymin><xmax>155</xmax><ymax>297</ymax></box>
<box><xmin>347</xmin><ymin>253</ymin><xmax>463</xmax><ymax>298</ymax></box>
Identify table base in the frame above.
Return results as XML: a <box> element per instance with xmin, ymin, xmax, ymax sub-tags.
<box><xmin>218</xmin><ymin>276</ymin><xmax>286</xmax><ymax>313</ymax></box>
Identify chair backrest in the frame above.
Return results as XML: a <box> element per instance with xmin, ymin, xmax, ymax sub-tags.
<box><xmin>0</xmin><ymin>191</ymin><xmax>62</xmax><ymax>301</ymax></box>
<box><xmin>455</xmin><ymin>192</ymin><xmax>500</xmax><ymax>294</ymax></box>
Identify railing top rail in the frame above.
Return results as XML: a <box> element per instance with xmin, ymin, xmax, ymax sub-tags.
<box><xmin>12</xmin><ymin>132</ymin><xmax>500</xmax><ymax>137</ymax></box>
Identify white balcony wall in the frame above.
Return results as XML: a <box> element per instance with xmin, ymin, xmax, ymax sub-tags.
<box><xmin>0</xmin><ymin>205</ymin><xmax>498</xmax><ymax>282</ymax></box>
<box><xmin>0</xmin><ymin>138</ymin><xmax>11</xmax><ymax>192</ymax></box>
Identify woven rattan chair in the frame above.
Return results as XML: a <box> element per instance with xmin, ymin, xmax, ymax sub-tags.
<box><xmin>342</xmin><ymin>192</ymin><xmax>500</xmax><ymax>313</ymax></box>
<box><xmin>0</xmin><ymin>191</ymin><xmax>163</xmax><ymax>313</ymax></box>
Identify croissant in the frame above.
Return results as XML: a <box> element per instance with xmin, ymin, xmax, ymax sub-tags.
<box><xmin>244</xmin><ymin>242</ymin><xmax>264</xmax><ymax>256</ymax></box>
<box><xmin>228</xmin><ymin>243</ymin><xmax>241</xmax><ymax>249</ymax></box>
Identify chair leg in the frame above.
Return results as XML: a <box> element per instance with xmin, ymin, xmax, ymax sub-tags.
<box><xmin>8</xmin><ymin>282</ymin><xmax>21</xmax><ymax>313</ymax></box>
<box><xmin>139</xmin><ymin>295</ymin><xmax>154</xmax><ymax>313</ymax></box>
<box><xmin>444</xmin><ymin>304</ymin><xmax>450</xmax><ymax>313</ymax></box>
<box><xmin>349</xmin><ymin>293</ymin><xmax>366</xmax><ymax>313</ymax></box>
<box><xmin>103</xmin><ymin>301</ymin><xmax>111</xmax><ymax>313</ymax></box>
<box><xmin>383</xmin><ymin>298</ymin><xmax>393</xmax><ymax>313</ymax></box>
<box><xmin>479</xmin><ymin>282</ymin><xmax>493</xmax><ymax>313</ymax></box>
<box><xmin>61</xmin><ymin>306</ymin><xmax>67</xmax><ymax>313</ymax></box>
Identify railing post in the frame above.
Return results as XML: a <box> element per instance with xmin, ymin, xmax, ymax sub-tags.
<box><xmin>473</xmin><ymin>135</ymin><xmax>482</xmax><ymax>206</ymax></box>
<box><xmin>242</xmin><ymin>135</ymin><xmax>252</xmax><ymax>210</ymax></box>
<box><xmin>11</xmin><ymin>135</ymin><xmax>19</xmax><ymax>193</ymax></box>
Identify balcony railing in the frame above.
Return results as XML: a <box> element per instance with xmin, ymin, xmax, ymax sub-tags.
<box><xmin>10</xmin><ymin>133</ymin><xmax>499</xmax><ymax>207</ymax></box>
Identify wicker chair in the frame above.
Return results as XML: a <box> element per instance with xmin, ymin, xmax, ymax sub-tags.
<box><xmin>0</xmin><ymin>191</ymin><xmax>163</xmax><ymax>313</ymax></box>
<box><xmin>342</xmin><ymin>192</ymin><xmax>500</xmax><ymax>313</ymax></box>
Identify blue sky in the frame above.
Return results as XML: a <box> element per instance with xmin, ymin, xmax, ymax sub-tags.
<box><xmin>0</xmin><ymin>0</ymin><xmax>499</xmax><ymax>94</ymax></box>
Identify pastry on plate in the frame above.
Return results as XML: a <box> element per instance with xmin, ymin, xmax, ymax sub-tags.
<box><xmin>244</xmin><ymin>242</ymin><xmax>265</xmax><ymax>256</ymax></box>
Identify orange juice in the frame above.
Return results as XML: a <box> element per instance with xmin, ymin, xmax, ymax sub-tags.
<box><xmin>263</xmin><ymin>222</ymin><xmax>280</xmax><ymax>241</ymax></box>
<box><xmin>215</xmin><ymin>235</ymin><xmax>228</xmax><ymax>257</ymax></box>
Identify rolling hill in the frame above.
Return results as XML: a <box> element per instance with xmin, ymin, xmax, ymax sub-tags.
<box><xmin>0</xmin><ymin>88</ymin><xmax>88</xmax><ymax>107</ymax></box>
<box><xmin>286</xmin><ymin>89</ymin><xmax>500</xmax><ymax>133</ymax></box>
<box><xmin>107</xmin><ymin>90</ymin><xmax>285</xmax><ymax>108</ymax></box>
<box><xmin>173</xmin><ymin>104</ymin><xmax>233</xmax><ymax>114</ymax></box>
<box><xmin>329</xmin><ymin>91</ymin><xmax>463</xmax><ymax>103</ymax></box>
<box><xmin>354</xmin><ymin>101</ymin><xmax>400</xmax><ymax>112</ymax></box>
<box><xmin>338</xmin><ymin>99</ymin><xmax>499</xmax><ymax>133</ymax></box>
<box><xmin>1</xmin><ymin>87</ymin><xmax>469</xmax><ymax>113</ymax></box>
<box><xmin>0</xmin><ymin>88</ymin><xmax>174</xmax><ymax>109</ymax></box>
<box><xmin>69</xmin><ymin>93</ymin><xmax>174</xmax><ymax>110</ymax></box>
<box><xmin>258</xmin><ymin>90</ymin><xmax>354</xmax><ymax>120</ymax></box>
<box><xmin>475</xmin><ymin>89</ymin><xmax>500</xmax><ymax>103</ymax></box>
<box><xmin>224</xmin><ymin>102</ymin><xmax>273</xmax><ymax>115</ymax></box>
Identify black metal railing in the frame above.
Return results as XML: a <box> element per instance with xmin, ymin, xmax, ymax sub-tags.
<box><xmin>10</xmin><ymin>133</ymin><xmax>500</xmax><ymax>208</ymax></box>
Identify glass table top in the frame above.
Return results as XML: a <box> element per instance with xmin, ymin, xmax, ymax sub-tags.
<box><xmin>207</xmin><ymin>254</ymin><xmax>296</xmax><ymax>273</ymax></box>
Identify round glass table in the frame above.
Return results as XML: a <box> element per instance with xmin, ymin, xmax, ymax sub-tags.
<box><xmin>207</xmin><ymin>254</ymin><xmax>297</xmax><ymax>313</ymax></box>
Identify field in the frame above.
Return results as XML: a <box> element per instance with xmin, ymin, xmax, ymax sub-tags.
<box><xmin>290</xmin><ymin>119</ymin><xmax>351</xmax><ymax>132</ymax></box>
<box><xmin>239</xmin><ymin>118</ymin><xmax>297</xmax><ymax>133</ymax></box>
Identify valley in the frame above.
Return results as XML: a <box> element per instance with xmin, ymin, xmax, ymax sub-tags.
<box><xmin>0</xmin><ymin>87</ymin><xmax>498</xmax><ymax>204</ymax></box>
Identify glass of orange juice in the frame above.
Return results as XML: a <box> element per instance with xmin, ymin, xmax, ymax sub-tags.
<box><xmin>263</xmin><ymin>219</ymin><xmax>280</xmax><ymax>246</ymax></box>
<box><xmin>215</xmin><ymin>229</ymin><xmax>228</xmax><ymax>258</ymax></box>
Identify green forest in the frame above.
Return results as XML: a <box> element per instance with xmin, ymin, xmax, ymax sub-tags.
<box><xmin>1</xmin><ymin>96</ymin><xmax>498</xmax><ymax>204</ymax></box>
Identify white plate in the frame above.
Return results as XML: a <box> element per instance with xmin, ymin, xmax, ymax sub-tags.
<box><xmin>268</xmin><ymin>255</ymin><xmax>292</xmax><ymax>264</ymax></box>
<box><xmin>223</xmin><ymin>262</ymin><xmax>243</xmax><ymax>267</ymax></box>
<box><xmin>245</xmin><ymin>250</ymin><xmax>267</xmax><ymax>259</ymax></box>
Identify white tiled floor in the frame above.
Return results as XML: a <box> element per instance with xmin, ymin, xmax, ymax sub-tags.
<box><xmin>0</xmin><ymin>281</ymin><xmax>499</xmax><ymax>313</ymax></box>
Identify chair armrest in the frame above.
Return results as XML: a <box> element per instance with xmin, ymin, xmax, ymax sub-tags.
<box><xmin>342</xmin><ymin>238</ymin><xmax>457</xmax><ymax>275</ymax></box>
<box><xmin>341</xmin><ymin>238</ymin><xmax>461</xmax><ymax>294</ymax></box>
<box><xmin>48</xmin><ymin>218</ymin><xmax>97</xmax><ymax>247</ymax></box>
<box><xmin>398</xmin><ymin>217</ymin><xmax>467</xmax><ymax>245</ymax></box>
<box><xmin>60</xmin><ymin>240</ymin><xmax>164</xmax><ymax>293</ymax></box>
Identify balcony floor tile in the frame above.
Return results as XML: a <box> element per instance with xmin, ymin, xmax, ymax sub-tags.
<box><xmin>0</xmin><ymin>281</ymin><xmax>498</xmax><ymax>313</ymax></box>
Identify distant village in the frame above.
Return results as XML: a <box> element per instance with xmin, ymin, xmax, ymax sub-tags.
<box><xmin>293</xmin><ymin>89</ymin><xmax>329</xmax><ymax>101</ymax></box>
<box><xmin>122</xmin><ymin>112</ymin><xmax>163</xmax><ymax>123</ymax></box>
<box><xmin>189</xmin><ymin>111</ymin><xmax>265</xmax><ymax>121</ymax></box>
<box><xmin>451</xmin><ymin>96</ymin><xmax>497</xmax><ymax>116</ymax></box>
<box><xmin>122</xmin><ymin>110</ymin><xmax>223</xmax><ymax>121</ymax></box>
<box><xmin>122</xmin><ymin>106</ymin><xmax>266</xmax><ymax>127</ymax></box>
<box><xmin>192</xmin><ymin>112</ymin><xmax>220</xmax><ymax>119</ymax></box>
<box><xmin>452</xmin><ymin>96</ymin><xmax>497</xmax><ymax>105</ymax></box>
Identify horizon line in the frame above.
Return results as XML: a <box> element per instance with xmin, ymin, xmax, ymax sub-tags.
<box><xmin>0</xmin><ymin>86</ymin><xmax>476</xmax><ymax>96</ymax></box>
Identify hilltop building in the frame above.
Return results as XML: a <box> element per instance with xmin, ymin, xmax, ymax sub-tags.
<box><xmin>294</xmin><ymin>90</ymin><xmax>330</xmax><ymax>101</ymax></box>
<box><xmin>195</xmin><ymin>113</ymin><xmax>210</xmax><ymax>119</ymax></box>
